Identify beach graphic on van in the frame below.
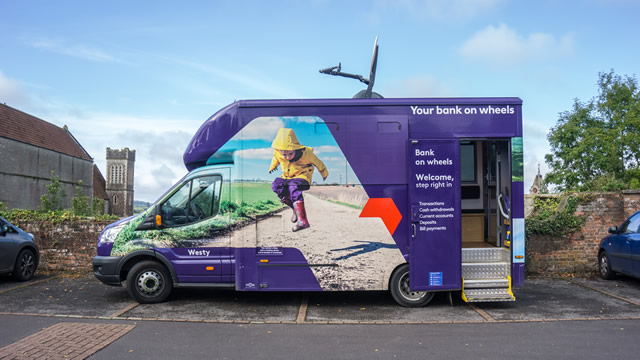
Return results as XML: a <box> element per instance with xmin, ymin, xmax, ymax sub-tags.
<box><xmin>109</xmin><ymin>116</ymin><xmax>403</xmax><ymax>290</ymax></box>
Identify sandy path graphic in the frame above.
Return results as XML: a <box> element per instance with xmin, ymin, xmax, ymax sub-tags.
<box><xmin>230</xmin><ymin>194</ymin><xmax>405</xmax><ymax>290</ymax></box>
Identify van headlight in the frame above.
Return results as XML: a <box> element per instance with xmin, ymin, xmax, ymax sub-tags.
<box><xmin>98</xmin><ymin>223</ymin><xmax>126</xmax><ymax>245</ymax></box>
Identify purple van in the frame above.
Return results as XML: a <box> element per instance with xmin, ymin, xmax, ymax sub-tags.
<box><xmin>93</xmin><ymin>98</ymin><xmax>524</xmax><ymax>306</ymax></box>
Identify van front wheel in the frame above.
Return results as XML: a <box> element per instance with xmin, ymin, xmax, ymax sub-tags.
<box><xmin>126</xmin><ymin>261</ymin><xmax>173</xmax><ymax>304</ymax></box>
<box><xmin>389</xmin><ymin>264</ymin><xmax>434</xmax><ymax>307</ymax></box>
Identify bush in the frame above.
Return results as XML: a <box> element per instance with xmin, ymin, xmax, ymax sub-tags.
<box><xmin>40</xmin><ymin>171</ymin><xmax>66</xmax><ymax>211</ymax></box>
<box><xmin>526</xmin><ymin>196</ymin><xmax>584</xmax><ymax>238</ymax></box>
<box><xmin>71</xmin><ymin>180</ymin><xmax>90</xmax><ymax>216</ymax></box>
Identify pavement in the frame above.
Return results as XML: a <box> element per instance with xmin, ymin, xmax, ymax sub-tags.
<box><xmin>1</xmin><ymin>273</ymin><xmax>640</xmax><ymax>359</ymax></box>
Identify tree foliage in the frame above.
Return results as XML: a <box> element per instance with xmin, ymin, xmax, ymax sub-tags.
<box><xmin>71</xmin><ymin>180</ymin><xmax>91</xmax><ymax>216</ymax></box>
<box><xmin>545</xmin><ymin>70</ymin><xmax>640</xmax><ymax>191</ymax></box>
<box><xmin>40</xmin><ymin>171</ymin><xmax>66</xmax><ymax>211</ymax></box>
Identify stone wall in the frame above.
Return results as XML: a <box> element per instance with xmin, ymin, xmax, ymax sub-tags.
<box><xmin>19</xmin><ymin>220</ymin><xmax>111</xmax><ymax>272</ymax></box>
<box><xmin>526</xmin><ymin>191</ymin><xmax>640</xmax><ymax>276</ymax></box>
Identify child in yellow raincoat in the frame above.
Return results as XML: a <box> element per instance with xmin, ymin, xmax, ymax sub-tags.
<box><xmin>269</xmin><ymin>128</ymin><xmax>328</xmax><ymax>231</ymax></box>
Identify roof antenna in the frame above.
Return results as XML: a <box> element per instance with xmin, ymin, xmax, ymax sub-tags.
<box><xmin>319</xmin><ymin>36</ymin><xmax>383</xmax><ymax>99</ymax></box>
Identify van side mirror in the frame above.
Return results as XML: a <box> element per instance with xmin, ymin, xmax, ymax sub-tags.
<box><xmin>608</xmin><ymin>226</ymin><xmax>618</xmax><ymax>234</ymax></box>
<box><xmin>135</xmin><ymin>206</ymin><xmax>162</xmax><ymax>231</ymax></box>
<box><xmin>0</xmin><ymin>224</ymin><xmax>8</xmax><ymax>236</ymax></box>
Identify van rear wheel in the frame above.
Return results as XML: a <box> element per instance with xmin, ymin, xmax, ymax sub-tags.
<box><xmin>389</xmin><ymin>264</ymin><xmax>434</xmax><ymax>307</ymax></box>
<box><xmin>126</xmin><ymin>260</ymin><xmax>173</xmax><ymax>303</ymax></box>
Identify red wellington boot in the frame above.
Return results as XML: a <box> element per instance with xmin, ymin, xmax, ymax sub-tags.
<box><xmin>292</xmin><ymin>200</ymin><xmax>310</xmax><ymax>232</ymax></box>
<box><xmin>281</xmin><ymin>198</ymin><xmax>297</xmax><ymax>223</ymax></box>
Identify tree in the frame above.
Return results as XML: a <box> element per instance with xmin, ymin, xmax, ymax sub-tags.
<box><xmin>545</xmin><ymin>70</ymin><xmax>640</xmax><ymax>192</ymax></box>
<box><xmin>71</xmin><ymin>180</ymin><xmax>91</xmax><ymax>216</ymax></box>
<box><xmin>40</xmin><ymin>171</ymin><xmax>66</xmax><ymax>211</ymax></box>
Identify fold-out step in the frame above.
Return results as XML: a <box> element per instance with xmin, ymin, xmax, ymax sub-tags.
<box><xmin>462</xmin><ymin>288</ymin><xmax>515</xmax><ymax>302</ymax></box>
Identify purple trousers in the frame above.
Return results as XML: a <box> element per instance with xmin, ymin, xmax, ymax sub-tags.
<box><xmin>272</xmin><ymin>177</ymin><xmax>310</xmax><ymax>202</ymax></box>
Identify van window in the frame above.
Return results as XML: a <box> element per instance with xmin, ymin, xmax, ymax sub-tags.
<box><xmin>460</xmin><ymin>142</ymin><xmax>476</xmax><ymax>183</ymax></box>
<box><xmin>161</xmin><ymin>175</ymin><xmax>222</xmax><ymax>226</ymax></box>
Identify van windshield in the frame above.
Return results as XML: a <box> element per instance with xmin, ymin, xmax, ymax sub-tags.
<box><xmin>160</xmin><ymin>175</ymin><xmax>222</xmax><ymax>226</ymax></box>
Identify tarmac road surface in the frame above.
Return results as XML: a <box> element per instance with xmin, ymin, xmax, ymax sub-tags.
<box><xmin>1</xmin><ymin>273</ymin><xmax>640</xmax><ymax>359</ymax></box>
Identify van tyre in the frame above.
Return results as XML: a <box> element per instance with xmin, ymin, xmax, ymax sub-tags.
<box><xmin>127</xmin><ymin>261</ymin><xmax>173</xmax><ymax>303</ymax></box>
<box><xmin>389</xmin><ymin>264</ymin><xmax>434</xmax><ymax>307</ymax></box>
<box><xmin>13</xmin><ymin>249</ymin><xmax>36</xmax><ymax>281</ymax></box>
<box><xmin>598</xmin><ymin>251</ymin><xmax>616</xmax><ymax>280</ymax></box>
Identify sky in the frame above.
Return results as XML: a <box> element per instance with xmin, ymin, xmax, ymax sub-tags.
<box><xmin>1</xmin><ymin>0</ymin><xmax>639</xmax><ymax>202</ymax></box>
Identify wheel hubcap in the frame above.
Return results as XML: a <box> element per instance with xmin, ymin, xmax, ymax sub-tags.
<box><xmin>137</xmin><ymin>270</ymin><xmax>163</xmax><ymax>295</ymax></box>
<box><xmin>20</xmin><ymin>254</ymin><xmax>34</xmax><ymax>277</ymax></box>
<box><xmin>399</xmin><ymin>272</ymin><xmax>427</xmax><ymax>301</ymax></box>
<box><xmin>600</xmin><ymin>256</ymin><xmax>608</xmax><ymax>276</ymax></box>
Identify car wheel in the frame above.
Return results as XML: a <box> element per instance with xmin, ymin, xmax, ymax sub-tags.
<box><xmin>13</xmin><ymin>249</ymin><xmax>36</xmax><ymax>281</ymax></box>
<box><xmin>126</xmin><ymin>261</ymin><xmax>173</xmax><ymax>304</ymax></box>
<box><xmin>389</xmin><ymin>264</ymin><xmax>434</xmax><ymax>307</ymax></box>
<box><xmin>599</xmin><ymin>251</ymin><xmax>616</xmax><ymax>280</ymax></box>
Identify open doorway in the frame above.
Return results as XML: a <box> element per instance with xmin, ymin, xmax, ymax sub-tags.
<box><xmin>460</xmin><ymin>139</ymin><xmax>511</xmax><ymax>249</ymax></box>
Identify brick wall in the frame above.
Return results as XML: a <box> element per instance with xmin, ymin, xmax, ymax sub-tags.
<box><xmin>526</xmin><ymin>191</ymin><xmax>640</xmax><ymax>276</ymax></box>
<box><xmin>20</xmin><ymin>221</ymin><xmax>111</xmax><ymax>272</ymax></box>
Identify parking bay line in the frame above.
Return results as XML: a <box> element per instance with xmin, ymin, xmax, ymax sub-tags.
<box><xmin>296</xmin><ymin>294</ymin><xmax>309</xmax><ymax>323</ymax></box>
<box><xmin>0</xmin><ymin>275</ymin><xmax>61</xmax><ymax>295</ymax></box>
<box><xmin>565</xmin><ymin>278</ymin><xmax>640</xmax><ymax>307</ymax></box>
<box><xmin>467</xmin><ymin>303</ymin><xmax>497</xmax><ymax>322</ymax></box>
<box><xmin>108</xmin><ymin>301</ymin><xmax>140</xmax><ymax>318</ymax></box>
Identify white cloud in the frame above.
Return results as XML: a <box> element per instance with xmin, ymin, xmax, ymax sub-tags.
<box><xmin>459</xmin><ymin>24</ymin><xmax>574</xmax><ymax>66</ymax></box>
<box><xmin>314</xmin><ymin>145</ymin><xmax>341</xmax><ymax>154</ymax></box>
<box><xmin>236</xmin><ymin>148</ymin><xmax>273</xmax><ymax>160</ymax></box>
<box><xmin>26</xmin><ymin>38</ymin><xmax>126</xmax><ymax>64</ymax></box>
<box><xmin>384</xmin><ymin>75</ymin><xmax>454</xmax><ymax>97</ymax></box>
<box><xmin>236</xmin><ymin>117</ymin><xmax>285</xmax><ymax>141</ymax></box>
<box><xmin>0</xmin><ymin>71</ymin><xmax>29</xmax><ymax>107</ymax></box>
<box><xmin>321</xmin><ymin>157</ymin><xmax>345</xmax><ymax>163</ymax></box>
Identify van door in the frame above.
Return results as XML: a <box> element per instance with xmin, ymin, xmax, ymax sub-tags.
<box><xmin>156</xmin><ymin>167</ymin><xmax>232</xmax><ymax>283</ymax></box>
<box><xmin>408</xmin><ymin>139</ymin><xmax>461</xmax><ymax>291</ymax></box>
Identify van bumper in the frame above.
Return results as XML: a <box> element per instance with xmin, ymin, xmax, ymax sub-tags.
<box><xmin>93</xmin><ymin>256</ymin><xmax>122</xmax><ymax>286</ymax></box>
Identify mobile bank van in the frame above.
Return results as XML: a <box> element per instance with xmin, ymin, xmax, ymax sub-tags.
<box><xmin>93</xmin><ymin>97</ymin><xmax>525</xmax><ymax>306</ymax></box>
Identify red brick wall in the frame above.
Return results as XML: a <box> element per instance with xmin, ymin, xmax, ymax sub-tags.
<box><xmin>526</xmin><ymin>191</ymin><xmax>639</xmax><ymax>276</ymax></box>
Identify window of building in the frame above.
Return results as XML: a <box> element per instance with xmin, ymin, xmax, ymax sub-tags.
<box><xmin>109</xmin><ymin>164</ymin><xmax>125</xmax><ymax>184</ymax></box>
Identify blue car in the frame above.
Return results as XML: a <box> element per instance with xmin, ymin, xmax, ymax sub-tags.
<box><xmin>0</xmin><ymin>216</ymin><xmax>39</xmax><ymax>281</ymax></box>
<box><xmin>598</xmin><ymin>210</ymin><xmax>640</xmax><ymax>280</ymax></box>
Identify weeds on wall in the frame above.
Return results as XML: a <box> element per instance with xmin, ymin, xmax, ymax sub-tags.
<box><xmin>525</xmin><ymin>195</ymin><xmax>585</xmax><ymax>238</ymax></box>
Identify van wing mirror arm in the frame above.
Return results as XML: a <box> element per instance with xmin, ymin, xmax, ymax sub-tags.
<box><xmin>135</xmin><ymin>206</ymin><xmax>162</xmax><ymax>231</ymax></box>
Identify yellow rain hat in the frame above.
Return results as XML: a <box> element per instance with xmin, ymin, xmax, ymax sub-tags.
<box><xmin>271</xmin><ymin>128</ymin><xmax>305</xmax><ymax>150</ymax></box>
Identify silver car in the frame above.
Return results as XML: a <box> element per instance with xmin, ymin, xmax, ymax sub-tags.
<box><xmin>0</xmin><ymin>216</ymin><xmax>39</xmax><ymax>281</ymax></box>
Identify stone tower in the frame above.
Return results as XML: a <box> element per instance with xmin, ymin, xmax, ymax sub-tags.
<box><xmin>530</xmin><ymin>163</ymin><xmax>544</xmax><ymax>194</ymax></box>
<box><xmin>106</xmin><ymin>147</ymin><xmax>135</xmax><ymax>217</ymax></box>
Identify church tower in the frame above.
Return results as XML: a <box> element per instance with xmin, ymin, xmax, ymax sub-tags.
<box><xmin>106</xmin><ymin>147</ymin><xmax>135</xmax><ymax>217</ymax></box>
<box><xmin>530</xmin><ymin>164</ymin><xmax>544</xmax><ymax>194</ymax></box>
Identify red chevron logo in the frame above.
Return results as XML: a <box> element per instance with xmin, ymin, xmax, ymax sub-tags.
<box><xmin>359</xmin><ymin>198</ymin><xmax>402</xmax><ymax>235</ymax></box>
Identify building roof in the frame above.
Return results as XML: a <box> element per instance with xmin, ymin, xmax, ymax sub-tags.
<box><xmin>93</xmin><ymin>165</ymin><xmax>108</xmax><ymax>200</ymax></box>
<box><xmin>0</xmin><ymin>103</ymin><xmax>92</xmax><ymax>161</ymax></box>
